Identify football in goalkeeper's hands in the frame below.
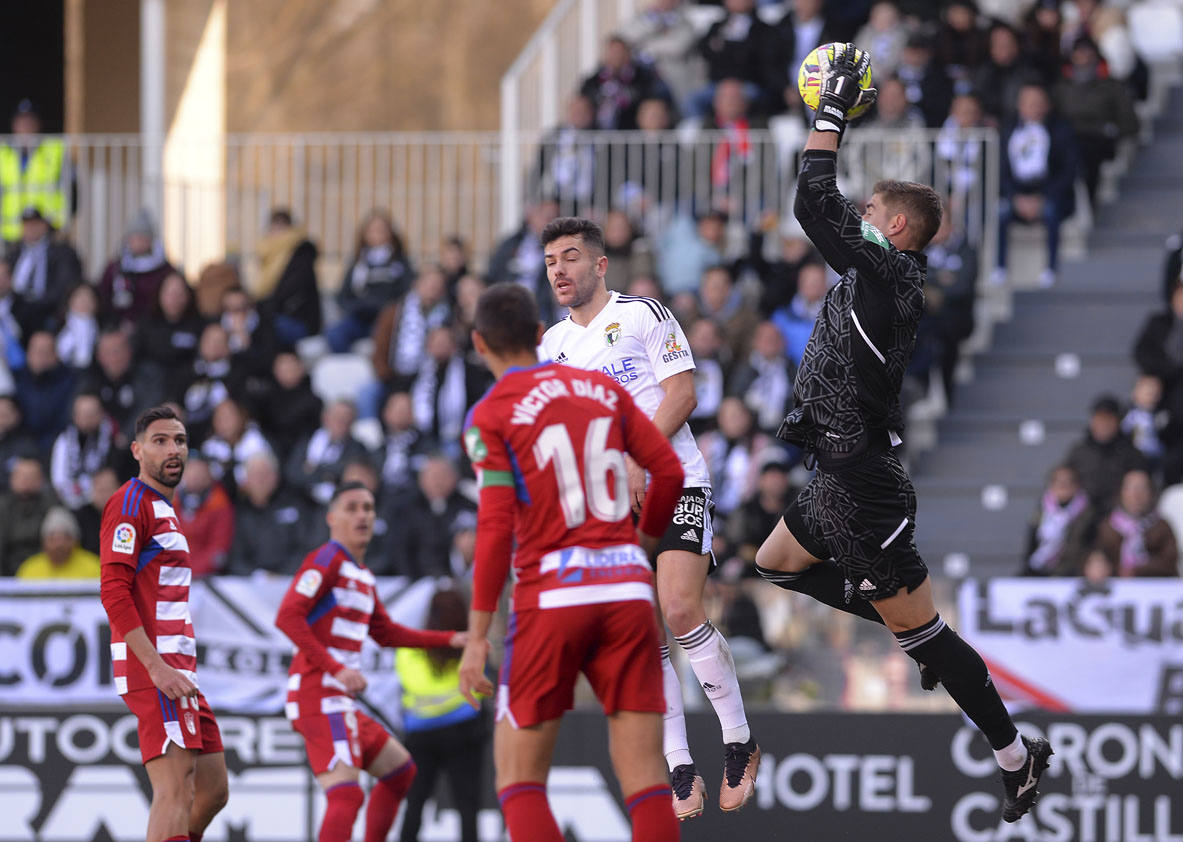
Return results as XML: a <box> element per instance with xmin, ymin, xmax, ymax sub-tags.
<box><xmin>798</xmin><ymin>42</ymin><xmax>875</xmax><ymax>119</ymax></box>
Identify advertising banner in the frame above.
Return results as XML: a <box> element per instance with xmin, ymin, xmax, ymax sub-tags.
<box><xmin>958</xmin><ymin>578</ymin><xmax>1183</xmax><ymax>713</ymax></box>
<box><xmin>1</xmin><ymin>710</ymin><xmax>1180</xmax><ymax>842</ymax></box>
<box><xmin>0</xmin><ymin>577</ymin><xmax>437</xmax><ymax>715</ymax></box>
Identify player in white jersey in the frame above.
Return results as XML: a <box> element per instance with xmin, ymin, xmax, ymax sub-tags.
<box><xmin>538</xmin><ymin>217</ymin><xmax>759</xmax><ymax>818</ymax></box>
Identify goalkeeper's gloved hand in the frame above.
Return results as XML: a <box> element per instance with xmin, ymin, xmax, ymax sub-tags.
<box><xmin>813</xmin><ymin>43</ymin><xmax>877</xmax><ymax>137</ymax></box>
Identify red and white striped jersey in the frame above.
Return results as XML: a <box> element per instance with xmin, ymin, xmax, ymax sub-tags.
<box><xmin>275</xmin><ymin>541</ymin><xmax>452</xmax><ymax>721</ymax></box>
<box><xmin>99</xmin><ymin>478</ymin><xmax>197</xmax><ymax>696</ymax></box>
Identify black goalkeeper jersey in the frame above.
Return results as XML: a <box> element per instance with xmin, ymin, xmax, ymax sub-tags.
<box><xmin>778</xmin><ymin>149</ymin><xmax>928</xmax><ymax>462</ymax></box>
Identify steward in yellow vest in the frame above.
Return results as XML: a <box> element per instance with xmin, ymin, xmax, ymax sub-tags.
<box><xmin>1</xmin><ymin>101</ymin><xmax>68</xmax><ymax>242</ymax></box>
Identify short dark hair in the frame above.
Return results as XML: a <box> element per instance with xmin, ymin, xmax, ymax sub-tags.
<box><xmin>473</xmin><ymin>282</ymin><xmax>541</xmax><ymax>355</ymax></box>
<box><xmin>135</xmin><ymin>405</ymin><xmax>183</xmax><ymax>439</ymax></box>
<box><xmin>872</xmin><ymin>180</ymin><xmax>943</xmax><ymax>250</ymax></box>
<box><xmin>329</xmin><ymin>480</ymin><xmax>374</xmax><ymax>507</ymax></box>
<box><xmin>540</xmin><ymin>216</ymin><xmax>605</xmax><ymax>255</ymax></box>
<box><xmin>269</xmin><ymin>208</ymin><xmax>293</xmax><ymax>227</ymax></box>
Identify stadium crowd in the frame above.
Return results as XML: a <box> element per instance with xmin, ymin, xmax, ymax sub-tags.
<box><xmin>0</xmin><ymin>0</ymin><xmax>1178</xmax><ymax>607</ymax></box>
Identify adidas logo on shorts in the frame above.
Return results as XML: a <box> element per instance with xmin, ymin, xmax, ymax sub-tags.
<box><xmin>680</xmin><ymin>529</ymin><xmax>698</xmax><ymax>542</ymax></box>
<box><xmin>858</xmin><ymin>579</ymin><xmax>876</xmax><ymax>592</ymax></box>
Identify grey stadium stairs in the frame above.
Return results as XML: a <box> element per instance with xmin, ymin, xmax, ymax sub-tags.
<box><xmin>910</xmin><ymin>83</ymin><xmax>1183</xmax><ymax>578</ymax></box>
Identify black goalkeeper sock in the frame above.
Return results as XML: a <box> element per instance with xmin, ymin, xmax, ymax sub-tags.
<box><xmin>756</xmin><ymin>562</ymin><xmax>885</xmax><ymax>625</ymax></box>
<box><xmin>895</xmin><ymin>616</ymin><xmax>1018</xmax><ymax>751</ymax></box>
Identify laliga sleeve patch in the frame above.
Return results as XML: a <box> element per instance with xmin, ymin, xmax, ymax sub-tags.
<box><xmin>295</xmin><ymin>569</ymin><xmax>323</xmax><ymax>598</ymax></box>
<box><xmin>111</xmin><ymin>523</ymin><xmax>137</xmax><ymax>554</ymax></box>
<box><xmin>464</xmin><ymin>426</ymin><xmax>488</xmax><ymax>463</ymax></box>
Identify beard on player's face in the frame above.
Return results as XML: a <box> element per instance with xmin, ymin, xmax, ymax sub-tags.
<box><xmin>147</xmin><ymin>455</ymin><xmax>186</xmax><ymax>488</ymax></box>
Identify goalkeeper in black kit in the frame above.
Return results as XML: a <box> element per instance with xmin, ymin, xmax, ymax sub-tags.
<box><xmin>754</xmin><ymin>44</ymin><xmax>1053</xmax><ymax>822</ymax></box>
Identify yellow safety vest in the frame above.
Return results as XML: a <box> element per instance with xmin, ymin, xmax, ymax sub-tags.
<box><xmin>395</xmin><ymin>647</ymin><xmax>475</xmax><ymax>730</ymax></box>
<box><xmin>0</xmin><ymin>139</ymin><xmax>67</xmax><ymax>242</ymax></box>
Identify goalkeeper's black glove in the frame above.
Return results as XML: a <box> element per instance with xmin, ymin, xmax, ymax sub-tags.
<box><xmin>813</xmin><ymin>43</ymin><xmax>877</xmax><ymax>138</ymax></box>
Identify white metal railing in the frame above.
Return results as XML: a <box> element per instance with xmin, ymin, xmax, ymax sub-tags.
<box><xmin>499</xmin><ymin>0</ymin><xmax>640</xmax><ymax>232</ymax></box>
<box><xmin>13</xmin><ymin>127</ymin><xmax>998</xmax><ymax>293</ymax></box>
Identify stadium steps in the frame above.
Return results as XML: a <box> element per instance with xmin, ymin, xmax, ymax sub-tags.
<box><xmin>911</xmin><ymin>82</ymin><xmax>1183</xmax><ymax>579</ymax></box>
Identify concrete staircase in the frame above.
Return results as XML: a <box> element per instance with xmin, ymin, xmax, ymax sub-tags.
<box><xmin>911</xmin><ymin>83</ymin><xmax>1183</xmax><ymax>578</ymax></box>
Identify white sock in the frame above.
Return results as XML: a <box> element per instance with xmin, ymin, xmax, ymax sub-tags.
<box><xmin>661</xmin><ymin>645</ymin><xmax>694</xmax><ymax>770</ymax></box>
<box><xmin>995</xmin><ymin>734</ymin><xmax>1027</xmax><ymax>771</ymax></box>
<box><xmin>675</xmin><ymin>621</ymin><xmax>750</xmax><ymax>745</ymax></box>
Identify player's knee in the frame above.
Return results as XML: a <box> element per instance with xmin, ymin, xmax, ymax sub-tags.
<box><xmin>200</xmin><ymin>775</ymin><xmax>230</xmax><ymax>817</ymax></box>
<box><xmin>662</xmin><ymin>599</ymin><xmax>705</xmax><ymax>637</ymax></box>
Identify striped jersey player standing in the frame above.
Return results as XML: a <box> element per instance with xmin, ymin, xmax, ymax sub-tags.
<box><xmin>99</xmin><ymin>405</ymin><xmax>228</xmax><ymax>842</ymax></box>
<box><xmin>538</xmin><ymin>217</ymin><xmax>759</xmax><ymax>819</ymax></box>
<box><xmin>275</xmin><ymin>481</ymin><xmax>466</xmax><ymax>842</ymax></box>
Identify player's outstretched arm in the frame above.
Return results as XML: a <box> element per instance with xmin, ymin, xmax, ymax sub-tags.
<box><xmin>369</xmin><ymin>599</ymin><xmax>458</xmax><ymax>650</ymax></box>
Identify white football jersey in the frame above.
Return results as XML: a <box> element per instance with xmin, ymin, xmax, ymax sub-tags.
<box><xmin>540</xmin><ymin>292</ymin><xmax>711</xmax><ymax>488</ymax></box>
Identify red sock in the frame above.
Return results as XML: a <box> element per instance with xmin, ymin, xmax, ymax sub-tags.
<box><xmin>363</xmin><ymin>759</ymin><xmax>416</xmax><ymax>842</ymax></box>
<box><xmin>320</xmin><ymin>781</ymin><xmax>364</xmax><ymax>842</ymax></box>
<box><xmin>626</xmin><ymin>785</ymin><xmax>678</xmax><ymax>842</ymax></box>
<box><xmin>498</xmin><ymin>782</ymin><xmax>563</xmax><ymax>842</ymax></box>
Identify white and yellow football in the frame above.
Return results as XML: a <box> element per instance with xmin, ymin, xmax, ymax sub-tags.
<box><xmin>797</xmin><ymin>42</ymin><xmax>875</xmax><ymax>118</ymax></box>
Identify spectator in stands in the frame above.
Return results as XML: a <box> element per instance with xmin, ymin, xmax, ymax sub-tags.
<box><xmin>0</xmin><ymin>100</ymin><xmax>70</xmax><ymax>243</ymax></box>
<box><xmin>973</xmin><ymin>22</ymin><xmax>1035</xmax><ymax>125</ymax></box>
<box><xmin>1021</xmin><ymin>464</ymin><xmax>1096</xmax><ymax>576</ymax></box>
<box><xmin>724</xmin><ymin>457</ymin><xmax>795</xmax><ymax>565</ymax></box>
<box><xmin>1132</xmin><ymin>275</ymin><xmax>1183</xmax><ymax>484</ymax></box>
<box><xmin>0</xmin><ymin>258</ymin><xmax>25</xmax><ymax>379</ymax></box>
<box><xmin>771</xmin><ymin>259</ymin><xmax>827</xmax><ymax>366</ymax></box>
<box><xmin>394</xmin><ymin>454</ymin><xmax>477</xmax><ymax>580</ymax></box>
<box><xmin>937</xmin><ymin>93</ymin><xmax>988</xmax><ymax>206</ymax></box>
<box><xmin>533</xmin><ymin>94</ymin><xmax>599</xmax><ymax>214</ymax></box>
<box><xmin>923</xmin><ymin>205</ymin><xmax>978</xmax><ymax>404</ymax></box>
<box><xmin>0</xmin><ymin>395</ymin><xmax>36</xmax><ymax>487</ymax></box>
<box><xmin>698</xmin><ymin>263</ymin><xmax>758</xmax><ymax>364</ymax></box>
<box><xmin>864</xmin><ymin>75</ymin><xmax>927</xmax><ymax>129</ymax></box>
<box><xmin>854</xmin><ymin>2</ymin><xmax>909</xmax><ymax>81</ymax></box>
<box><xmin>1055</xmin><ymin>36</ymin><xmax>1139</xmax><ymax>212</ymax></box>
<box><xmin>96</xmin><ymin>208</ymin><xmax>174</xmax><ymax>330</ymax></box>
<box><xmin>177</xmin><ymin>322</ymin><xmax>240</xmax><ymax>443</ymax></box>
<box><xmin>728</xmin><ymin>319</ymin><xmax>796</xmax><ymax>436</ymax></box>
<box><xmin>1064</xmin><ymin>394</ymin><xmax>1147</xmax><ymax>511</ymax></box>
<box><xmin>934</xmin><ymin>0</ymin><xmax>990</xmax><ymax>95</ymax></box>
<box><xmin>580</xmin><ymin>35</ymin><xmax>671</xmax><ymax>130</ymax></box>
<box><xmin>364</xmin><ymin>265</ymin><xmax>452</xmax><ymax>419</ymax></box>
<box><xmin>0</xmin><ymin>457</ymin><xmax>56</xmax><ymax>576</ymax></box>
<box><xmin>394</xmin><ymin>586</ymin><xmax>489</xmax><ymax>842</ymax></box>
<box><xmin>49</xmin><ymin>392</ymin><xmax>114</xmax><ymax>512</ymax></box>
<box><xmin>75</xmin><ymin>465</ymin><xmax>119</xmax><ymax>556</ymax></box>
<box><xmin>439</xmin><ymin>235</ymin><xmax>469</xmax><ymax>294</ymax></box>
<box><xmin>657</xmin><ymin>209</ymin><xmax>728</xmax><ymax>297</ymax></box>
<box><xmin>256</xmin><ymin>208</ymin><xmax>321</xmax><ymax>346</ymax></box>
<box><xmin>1163</xmin><ymin>230</ymin><xmax>1183</xmax><ymax>304</ymax></box>
<box><xmin>1122</xmin><ymin>374</ymin><xmax>1166</xmax><ymax>475</ymax></box>
<box><xmin>451</xmin><ymin>273</ymin><xmax>485</xmax><ymax>358</ymax></box>
<box><xmin>619</xmin><ymin>0</ymin><xmax>706</xmax><ymax>110</ymax></box>
<box><xmin>611</xmin><ymin>97</ymin><xmax>684</xmax><ymax>222</ymax></box>
<box><xmin>14</xmin><ymin>507</ymin><xmax>99</xmax><ymax>580</ymax></box>
<box><xmin>221</xmin><ymin>285</ymin><xmax>277</xmax><ymax>383</ymax></box>
<box><xmin>174</xmin><ymin>450</ymin><xmax>234</xmax><ymax>578</ymax></box>
<box><xmin>286</xmin><ymin>399</ymin><xmax>369</xmax><ymax>508</ymax></box>
<box><xmin>1093</xmin><ymin>468</ymin><xmax>1179</xmax><ymax>578</ymax></box>
<box><xmin>254</xmin><ymin>351</ymin><xmax>323</xmax><ymax>462</ymax></box>
<box><xmin>687</xmin><ymin>318</ymin><xmax>727</xmax><ymax>434</ymax></box>
<box><xmin>80</xmin><ymin>330</ymin><xmax>165</xmax><ymax>443</ymax></box>
<box><xmin>193</xmin><ymin>260</ymin><xmax>241</xmax><ymax>320</ymax></box>
<box><xmin>134</xmin><ymin>270</ymin><xmax>204</xmax><ymax>374</ymax></box>
<box><xmin>994</xmin><ymin>83</ymin><xmax>1077</xmax><ymax>289</ymax></box>
<box><xmin>698</xmin><ymin>396</ymin><xmax>775</xmax><ymax>517</ymax></box>
<box><xmin>327</xmin><ymin>209</ymin><xmax>413</xmax><ymax>353</ymax></box>
<box><xmin>700</xmin><ymin>79</ymin><xmax>774</xmax><ymax>221</ymax></box>
<box><xmin>694</xmin><ymin>0</ymin><xmax>786</xmax><ymax>117</ymax></box>
<box><xmin>14</xmin><ymin>330</ymin><xmax>75</xmax><ymax>453</ymax></box>
<box><xmin>1060</xmin><ymin>0</ymin><xmax>1137</xmax><ymax>83</ymax></box>
<box><xmin>378</xmin><ymin>390</ymin><xmax>430</xmax><ymax>505</ymax></box>
<box><xmin>410</xmin><ymin>326</ymin><xmax>491</xmax><ymax>465</ymax></box>
<box><xmin>226</xmin><ymin>450</ymin><xmax>308</xmax><ymax>576</ymax></box>
<box><xmin>487</xmin><ymin>198</ymin><xmax>558</xmax><ymax>323</ymax></box>
<box><xmin>1020</xmin><ymin>1</ymin><xmax>1065</xmax><ymax>85</ymax></box>
<box><xmin>895</xmin><ymin>32</ymin><xmax>954</xmax><ymax>128</ymax></box>
<box><xmin>746</xmin><ymin>213</ymin><xmax>816</xmax><ymax>315</ymax></box>
<box><xmin>201</xmin><ymin>397</ymin><xmax>275</xmax><ymax>497</ymax></box>
<box><xmin>7</xmin><ymin>207</ymin><xmax>82</xmax><ymax>336</ymax></box>
<box><xmin>55</xmin><ymin>283</ymin><xmax>99</xmax><ymax>370</ymax></box>
<box><xmin>602</xmin><ymin>210</ymin><xmax>656</xmax><ymax>293</ymax></box>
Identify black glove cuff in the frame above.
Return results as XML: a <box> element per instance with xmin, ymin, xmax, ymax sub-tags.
<box><xmin>813</xmin><ymin>100</ymin><xmax>848</xmax><ymax>134</ymax></box>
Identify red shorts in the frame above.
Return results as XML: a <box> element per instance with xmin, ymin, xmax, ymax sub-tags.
<box><xmin>121</xmin><ymin>689</ymin><xmax>223</xmax><ymax>764</ymax></box>
<box><xmin>497</xmin><ymin>598</ymin><xmax>663</xmax><ymax>728</ymax></box>
<box><xmin>292</xmin><ymin>706</ymin><xmax>391</xmax><ymax>775</ymax></box>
